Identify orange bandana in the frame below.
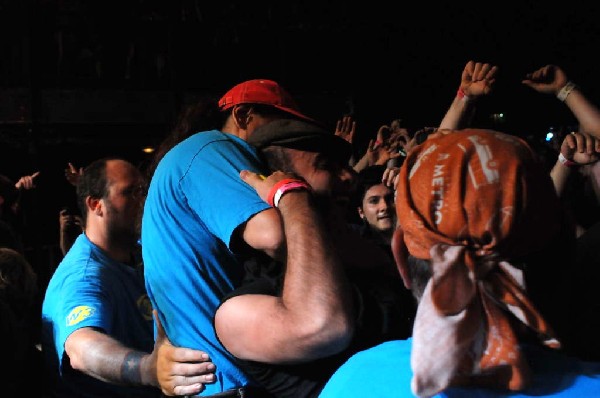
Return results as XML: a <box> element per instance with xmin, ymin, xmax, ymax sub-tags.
<box><xmin>396</xmin><ymin>129</ymin><xmax>561</xmax><ymax>397</ymax></box>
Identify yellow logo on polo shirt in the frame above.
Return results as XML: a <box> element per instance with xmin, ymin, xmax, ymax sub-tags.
<box><xmin>66</xmin><ymin>306</ymin><xmax>96</xmax><ymax>326</ymax></box>
<box><xmin>137</xmin><ymin>294</ymin><xmax>153</xmax><ymax>321</ymax></box>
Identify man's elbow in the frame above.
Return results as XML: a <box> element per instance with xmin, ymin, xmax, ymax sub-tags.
<box><xmin>295</xmin><ymin>311</ymin><xmax>355</xmax><ymax>359</ymax></box>
<box><xmin>242</xmin><ymin>223</ymin><xmax>286</xmax><ymax>260</ymax></box>
<box><xmin>258</xmin><ymin>228</ymin><xmax>286</xmax><ymax>260</ymax></box>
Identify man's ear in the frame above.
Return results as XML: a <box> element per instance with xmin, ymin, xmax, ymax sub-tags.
<box><xmin>391</xmin><ymin>226</ymin><xmax>411</xmax><ymax>289</ymax></box>
<box><xmin>86</xmin><ymin>196</ymin><xmax>102</xmax><ymax>216</ymax></box>
<box><xmin>232</xmin><ymin>105</ymin><xmax>251</xmax><ymax>130</ymax></box>
<box><xmin>357</xmin><ymin>207</ymin><xmax>365</xmax><ymax>220</ymax></box>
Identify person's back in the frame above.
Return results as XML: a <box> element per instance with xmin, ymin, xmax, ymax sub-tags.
<box><xmin>319</xmin><ymin>338</ymin><xmax>600</xmax><ymax>397</ymax></box>
<box><xmin>142</xmin><ymin>130</ymin><xmax>270</xmax><ymax>393</ymax></box>
<box><xmin>143</xmin><ymin>78</ymin><xmax>327</xmax><ymax>396</ymax></box>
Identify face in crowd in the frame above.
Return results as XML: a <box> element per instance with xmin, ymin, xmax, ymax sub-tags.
<box><xmin>358</xmin><ymin>183</ymin><xmax>396</xmax><ymax>233</ymax></box>
<box><xmin>102</xmin><ymin>160</ymin><xmax>145</xmax><ymax>247</ymax></box>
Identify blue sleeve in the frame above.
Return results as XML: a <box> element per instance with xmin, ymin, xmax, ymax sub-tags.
<box><xmin>51</xmin><ymin>273</ymin><xmax>113</xmax><ymax>369</ymax></box>
<box><xmin>180</xmin><ymin>138</ymin><xmax>271</xmax><ymax>248</ymax></box>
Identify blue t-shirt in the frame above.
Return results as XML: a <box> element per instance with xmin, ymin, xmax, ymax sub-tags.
<box><xmin>41</xmin><ymin>234</ymin><xmax>156</xmax><ymax>398</ymax></box>
<box><xmin>319</xmin><ymin>339</ymin><xmax>600</xmax><ymax>398</ymax></box>
<box><xmin>141</xmin><ymin>130</ymin><xmax>270</xmax><ymax>395</ymax></box>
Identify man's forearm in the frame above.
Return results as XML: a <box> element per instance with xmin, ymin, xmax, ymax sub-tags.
<box><xmin>65</xmin><ymin>328</ymin><xmax>157</xmax><ymax>387</ymax></box>
<box><xmin>277</xmin><ymin>191</ymin><xmax>354</xmax><ymax>356</ymax></box>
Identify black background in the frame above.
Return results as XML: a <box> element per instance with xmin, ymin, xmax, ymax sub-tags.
<box><xmin>1</xmin><ymin>1</ymin><xmax>599</xmax><ymax>259</ymax></box>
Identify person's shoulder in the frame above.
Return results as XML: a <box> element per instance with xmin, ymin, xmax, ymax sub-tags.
<box><xmin>177</xmin><ymin>129</ymin><xmax>233</xmax><ymax>147</ymax></box>
<box><xmin>319</xmin><ymin>339</ymin><xmax>414</xmax><ymax>398</ymax></box>
<box><xmin>53</xmin><ymin>236</ymin><xmax>107</xmax><ymax>277</ymax></box>
<box><xmin>164</xmin><ymin>130</ymin><xmax>252</xmax><ymax>163</ymax></box>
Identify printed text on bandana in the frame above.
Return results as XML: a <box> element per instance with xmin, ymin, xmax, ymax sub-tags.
<box><xmin>431</xmin><ymin>153</ymin><xmax>450</xmax><ymax>225</ymax></box>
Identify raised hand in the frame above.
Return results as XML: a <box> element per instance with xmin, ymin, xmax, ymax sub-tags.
<box><xmin>460</xmin><ymin>60</ymin><xmax>499</xmax><ymax>98</ymax></box>
<box><xmin>14</xmin><ymin>171</ymin><xmax>40</xmax><ymax>190</ymax></box>
<box><xmin>334</xmin><ymin>115</ymin><xmax>356</xmax><ymax>144</ymax></box>
<box><xmin>522</xmin><ymin>64</ymin><xmax>569</xmax><ymax>95</ymax></box>
<box><xmin>561</xmin><ymin>131</ymin><xmax>600</xmax><ymax>166</ymax></box>
<box><xmin>382</xmin><ymin>167</ymin><xmax>400</xmax><ymax>189</ymax></box>
<box><xmin>65</xmin><ymin>163</ymin><xmax>84</xmax><ymax>187</ymax></box>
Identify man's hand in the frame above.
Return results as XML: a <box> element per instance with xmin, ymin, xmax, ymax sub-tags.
<box><xmin>15</xmin><ymin>171</ymin><xmax>40</xmax><ymax>190</ymax></box>
<box><xmin>65</xmin><ymin>162</ymin><xmax>84</xmax><ymax>187</ymax></box>
<box><xmin>561</xmin><ymin>131</ymin><xmax>600</xmax><ymax>166</ymax></box>
<box><xmin>460</xmin><ymin>60</ymin><xmax>498</xmax><ymax>98</ymax></box>
<box><xmin>334</xmin><ymin>115</ymin><xmax>356</xmax><ymax>144</ymax></box>
<box><xmin>239</xmin><ymin>170</ymin><xmax>302</xmax><ymax>204</ymax></box>
<box><xmin>522</xmin><ymin>64</ymin><xmax>568</xmax><ymax>95</ymax></box>
<box><xmin>382</xmin><ymin>167</ymin><xmax>400</xmax><ymax>189</ymax></box>
<box><xmin>153</xmin><ymin>310</ymin><xmax>216</xmax><ymax>396</ymax></box>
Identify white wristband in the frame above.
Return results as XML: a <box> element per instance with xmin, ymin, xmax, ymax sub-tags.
<box><xmin>273</xmin><ymin>181</ymin><xmax>311</xmax><ymax>207</ymax></box>
<box><xmin>557</xmin><ymin>82</ymin><xmax>577</xmax><ymax>102</ymax></box>
<box><xmin>558</xmin><ymin>152</ymin><xmax>577</xmax><ymax>167</ymax></box>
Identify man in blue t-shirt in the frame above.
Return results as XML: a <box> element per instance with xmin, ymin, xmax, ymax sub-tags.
<box><xmin>210</xmin><ymin>119</ymin><xmax>414</xmax><ymax>398</ymax></box>
<box><xmin>142</xmin><ymin>79</ymin><xmax>342</xmax><ymax>397</ymax></box>
<box><xmin>42</xmin><ymin>158</ymin><xmax>215</xmax><ymax>398</ymax></box>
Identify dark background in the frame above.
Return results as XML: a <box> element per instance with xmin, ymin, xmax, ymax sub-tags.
<box><xmin>1</xmin><ymin>1</ymin><xmax>599</xmax><ymax>272</ymax></box>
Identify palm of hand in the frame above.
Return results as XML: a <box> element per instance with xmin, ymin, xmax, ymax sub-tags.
<box><xmin>463</xmin><ymin>79</ymin><xmax>493</xmax><ymax>97</ymax></box>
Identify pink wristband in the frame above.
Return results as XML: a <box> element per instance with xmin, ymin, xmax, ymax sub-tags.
<box><xmin>457</xmin><ymin>87</ymin><xmax>469</xmax><ymax>100</ymax></box>
<box><xmin>266</xmin><ymin>178</ymin><xmax>299</xmax><ymax>207</ymax></box>
<box><xmin>272</xmin><ymin>181</ymin><xmax>312</xmax><ymax>208</ymax></box>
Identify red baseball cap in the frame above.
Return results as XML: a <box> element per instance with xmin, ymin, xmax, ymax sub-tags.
<box><xmin>218</xmin><ymin>79</ymin><xmax>315</xmax><ymax>122</ymax></box>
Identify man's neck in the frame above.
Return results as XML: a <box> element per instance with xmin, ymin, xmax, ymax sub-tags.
<box><xmin>85</xmin><ymin>229</ymin><xmax>137</xmax><ymax>265</ymax></box>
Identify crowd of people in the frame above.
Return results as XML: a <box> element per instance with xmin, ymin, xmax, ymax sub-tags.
<box><xmin>2</xmin><ymin>59</ymin><xmax>600</xmax><ymax>398</ymax></box>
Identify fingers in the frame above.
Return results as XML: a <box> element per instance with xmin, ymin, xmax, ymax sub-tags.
<box><xmin>240</xmin><ymin>170</ymin><xmax>301</xmax><ymax>203</ymax></box>
<box><xmin>462</xmin><ymin>60</ymin><xmax>474</xmax><ymax>80</ymax></box>
<box><xmin>165</xmin><ymin>354</ymin><xmax>216</xmax><ymax>396</ymax></box>
<box><xmin>239</xmin><ymin>170</ymin><xmax>264</xmax><ymax>188</ymax></box>
<box><xmin>584</xmin><ymin>132</ymin><xmax>595</xmax><ymax>155</ymax></box>
<box><xmin>472</xmin><ymin>62</ymin><xmax>484</xmax><ymax>80</ymax></box>
<box><xmin>571</xmin><ymin>132</ymin><xmax>596</xmax><ymax>154</ymax></box>
<box><xmin>382</xmin><ymin>167</ymin><xmax>399</xmax><ymax>187</ymax></box>
<box><xmin>340</xmin><ymin>115</ymin><xmax>351</xmax><ymax>132</ymax></box>
<box><xmin>334</xmin><ymin>116</ymin><xmax>355</xmax><ymax>143</ymax></box>
<box><xmin>568</xmin><ymin>132</ymin><xmax>600</xmax><ymax>165</ymax></box>
<box><xmin>168</xmin><ymin>356</ymin><xmax>214</xmax><ymax>375</ymax></box>
<box><xmin>334</xmin><ymin>122</ymin><xmax>342</xmax><ymax>137</ymax></box>
<box><xmin>16</xmin><ymin>174</ymin><xmax>38</xmax><ymax>190</ymax></box>
<box><xmin>367</xmin><ymin>138</ymin><xmax>375</xmax><ymax>152</ymax></box>
<box><xmin>171</xmin><ymin>381</ymin><xmax>205</xmax><ymax>397</ymax></box>
<box><xmin>155</xmin><ymin>304</ymin><xmax>216</xmax><ymax>397</ymax></box>
<box><xmin>486</xmin><ymin>65</ymin><xmax>499</xmax><ymax>80</ymax></box>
